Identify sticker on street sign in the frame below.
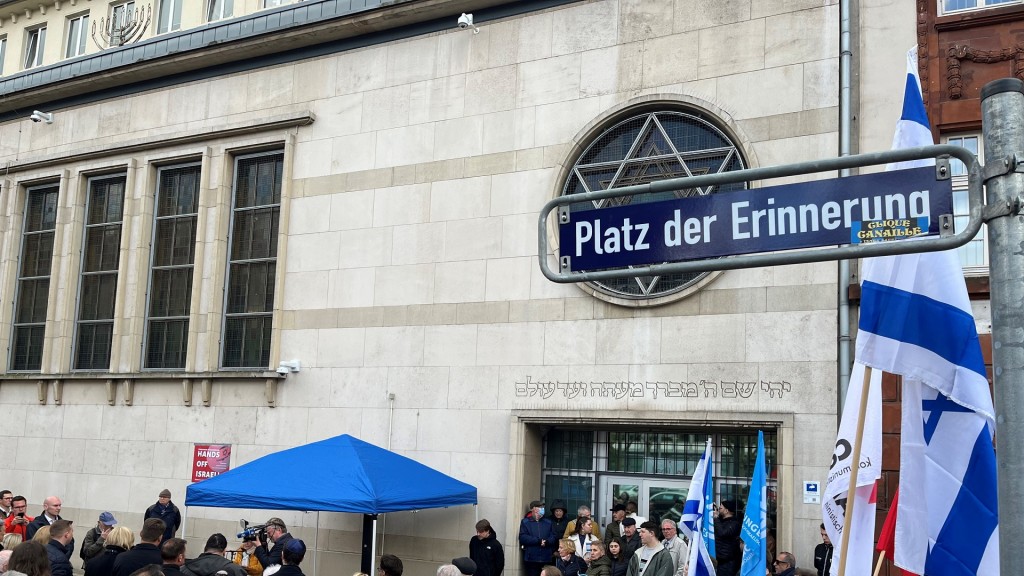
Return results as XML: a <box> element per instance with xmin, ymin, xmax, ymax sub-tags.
<box><xmin>558</xmin><ymin>166</ymin><xmax>952</xmax><ymax>272</ymax></box>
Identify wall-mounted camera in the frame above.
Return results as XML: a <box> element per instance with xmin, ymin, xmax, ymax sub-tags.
<box><xmin>30</xmin><ymin>110</ymin><xmax>53</xmax><ymax>124</ymax></box>
<box><xmin>458</xmin><ymin>13</ymin><xmax>479</xmax><ymax>34</ymax></box>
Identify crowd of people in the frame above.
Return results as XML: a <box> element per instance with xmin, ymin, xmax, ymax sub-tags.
<box><xmin>0</xmin><ymin>490</ymin><xmax>310</xmax><ymax>576</ymax></box>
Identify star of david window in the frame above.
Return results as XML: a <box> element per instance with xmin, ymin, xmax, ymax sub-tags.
<box><xmin>561</xmin><ymin>110</ymin><xmax>747</xmax><ymax>301</ymax></box>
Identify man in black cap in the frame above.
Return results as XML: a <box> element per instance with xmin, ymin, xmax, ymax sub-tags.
<box><xmin>714</xmin><ymin>500</ymin><xmax>742</xmax><ymax>576</ymax></box>
<box><xmin>621</xmin><ymin>518</ymin><xmax>641</xmax><ymax>560</ymax></box>
<box><xmin>452</xmin><ymin>557</ymin><xmax>476</xmax><ymax>576</ymax></box>
<box><xmin>276</xmin><ymin>539</ymin><xmax>307</xmax><ymax>576</ymax></box>
<box><xmin>182</xmin><ymin>534</ymin><xmax>247</xmax><ymax>576</ymax></box>
<box><xmin>518</xmin><ymin>500</ymin><xmax>554</xmax><ymax>576</ymax></box>
<box><xmin>603</xmin><ymin>504</ymin><xmax>627</xmax><ymax>546</ymax></box>
<box><xmin>144</xmin><ymin>489</ymin><xmax>181</xmax><ymax>543</ymax></box>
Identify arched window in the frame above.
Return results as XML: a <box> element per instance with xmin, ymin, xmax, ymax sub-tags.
<box><xmin>561</xmin><ymin>108</ymin><xmax>747</xmax><ymax>302</ymax></box>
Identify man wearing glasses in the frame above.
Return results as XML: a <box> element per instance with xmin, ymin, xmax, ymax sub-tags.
<box><xmin>2</xmin><ymin>496</ymin><xmax>33</xmax><ymax>538</ymax></box>
<box><xmin>772</xmin><ymin>552</ymin><xmax>797</xmax><ymax>576</ymax></box>
<box><xmin>0</xmin><ymin>491</ymin><xmax>12</xmax><ymax>520</ymax></box>
<box><xmin>255</xmin><ymin>518</ymin><xmax>293</xmax><ymax>568</ymax></box>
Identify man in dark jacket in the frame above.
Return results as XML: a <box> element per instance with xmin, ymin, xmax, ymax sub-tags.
<box><xmin>469</xmin><ymin>519</ymin><xmax>504</xmax><ymax>576</ymax></box>
<box><xmin>144</xmin><ymin>489</ymin><xmax>181</xmax><ymax>543</ymax></box>
<box><xmin>161</xmin><ymin>538</ymin><xmax>188</xmax><ymax>576</ymax></box>
<box><xmin>547</xmin><ymin>500</ymin><xmax>570</xmax><ymax>545</ymax></box>
<box><xmin>518</xmin><ymin>500</ymin><xmax>554</xmax><ymax>576</ymax></box>
<box><xmin>714</xmin><ymin>500</ymin><xmax>742</xmax><ymax>576</ymax></box>
<box><xmin>113</xmin><ymin>518</ymin><xmax>165</xmax><ymax>576</ymax></box>
<box><xmin>621</xmin><ymin>518</ymin><xmax>641</xmax><ymax>560</ymax></box>
<box><xmin>255</xmin><ymin>517</ymin><xmax>294</xmax><ymax>568</ymax></box>
<box><xmin>772</xmin><ymin>552</ymin><xmax>797</xmax><ymax>576</ymax></box>
<box><xmin>183</xmin><ymin>533</ymin><xmax>248</xmax><ymax>576</ymax></box>
<box><xmin>81</xmin><ymin>511</ymin><xmax>118</xmax><ymax>561</ymax></box>
<box><xmin>813</xmin><ymin>523</ymin><xmax>833</xmax><ymax>576</ymax></box>
<box><xmin>46</xmin><ymin>520</ymin><xmax>75</xmax><ymax>576</ymax></box>
<box><xmin>27</xmin><ymin>496</ymin><xmax>74</xmax><ymax>557</ymax></box>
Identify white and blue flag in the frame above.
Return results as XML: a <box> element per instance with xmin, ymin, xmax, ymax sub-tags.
<box><xmin>681</xmin><ymin>439</ymin><xmax>716</xmax><ymax>576</ymax></box>
<box><xmin>738</xmin><ymin>431</ymin><xmax>766</xmax><ymax>576</ymax></box>
<box><xmin>855</xmin><ymin>46</ymin><xmax>999</xmax><ymax>576</ymax></box>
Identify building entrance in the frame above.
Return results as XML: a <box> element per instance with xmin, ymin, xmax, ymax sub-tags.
<box><xmin>599</xmin><ymin>475</ymin><xmax>690</xmax><ymax>525</ymax></box>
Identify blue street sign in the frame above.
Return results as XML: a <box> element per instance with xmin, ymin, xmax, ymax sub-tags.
<box><xmin>558</xmin><ymin>166</ymin><xmax>952</xmax><ymax>272</ymax></box>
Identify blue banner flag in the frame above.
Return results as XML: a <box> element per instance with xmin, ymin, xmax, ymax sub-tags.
<box><xmin>739</xmin><ymin>431</ymin><xmax>766</xmax><ymax>576</ymax></box>
<box><xmin>681</xmin><ymin>439</ymin><xmax>716</xmax><ymax>576</ymax></box>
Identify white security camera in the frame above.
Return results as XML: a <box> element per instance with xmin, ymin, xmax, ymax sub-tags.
<box><xmin>277</xmin><ymin>359</ymin><xmax>301</xmax><ymax>375</ymax></box>
<box><xmin>30</xmin><ymin>110</ymin><xmax>53</xmax><ymax>124</ymax></box>
<box><xmin>276</xmin><ymin>366</ymin><xmax>290</xmax><ymax>376</ymax></box>
<box><xmin>457</xmin><ymin>13</ymin><xmax>479</xmax><ymax>34</ymax></box>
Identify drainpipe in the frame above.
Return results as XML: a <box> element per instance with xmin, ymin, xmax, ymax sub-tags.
<box><xmin>837</xmin><ymin>0</ymin><xmax>854</xmax><ymax>413</ymax></box>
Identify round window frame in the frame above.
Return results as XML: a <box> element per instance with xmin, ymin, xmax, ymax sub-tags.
<box><xmin>550</xmin><ymin>95</ymin><xmax>759</xmax><ymax>308</ymax></box>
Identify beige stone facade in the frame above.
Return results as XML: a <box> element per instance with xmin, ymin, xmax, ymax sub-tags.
<box><xmin>0</xmin><ymin>1</ymin><xmax>923</xmax><ymax>575</ymax></box>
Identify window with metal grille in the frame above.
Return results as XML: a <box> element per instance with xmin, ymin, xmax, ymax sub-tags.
<box><xmin>75</xmin><ymin>174</ymin><xmax>126</xmax><ymax>371</ymax></box>
<box><xmin>24</xmin><ymin>26</ymin><xmax>46</xmax><ymax>69</ymax></box>
<box><xmin>157</xmin><ymin>0</ymin><xmax>181</xmax><ymax>34</ymax></box>
<box><xmin>561</xmin><ymin>110</ymin><xmax>747</xmax><ymax>300</ymax></box>
<box><xmin>222</xmin><ymin>151</ymin><xmax>282</xmax><ymax>368</ymax></box>
<box><xmin>944</xmin><ymin>134</ymin><xmax>987</xmax><ymax>270</ymax></box>
<box><xmin>207</xmin><ymin>0</ymin><xmax>233</xmax><ymax>22</ymax></box>
<box><xmin>145</xmin><ymin>163</ymin><xmax>200</xmax><ymax>369</ymax></box>
<box><xmin>65</xmin><ymin>13</ymin><xmax>88</xmax><ymax>58</ymax></box>
<box><xmin>542</xmin><ymin>427</ymin><xmax>777</xmax><ymax>528</ymax></box>
<box><xmin>10</xmin><ymin>184</ymin><xmax>59</xmax><ymax>371</ymax></box>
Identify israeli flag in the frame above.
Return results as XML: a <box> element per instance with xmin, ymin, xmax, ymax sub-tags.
<box><xmin>738</xmin><ymin>431</ymin><xmax>766</xmax><ymax>576</ymax></box>
<box><xmin>681</xmin><ymin>439</ymin><xmax>716</xmax><ymax>576</ymax></box>
<box><xmin>855</xmin><ymin>46</ymin><xmax>999</xmax><ymax>576</ymax></box>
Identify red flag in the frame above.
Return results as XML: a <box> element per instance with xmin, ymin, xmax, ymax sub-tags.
<box><xmin>876</xmin><ymin>488</ymin><xmax>918</xmax><ymax>576</ymax></box>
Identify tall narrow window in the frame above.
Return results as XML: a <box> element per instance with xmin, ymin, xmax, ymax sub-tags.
<box><xmin>24</xmin><ymin>26</ymin><xmax>46</xmax><ymax>69</ymax></box>
<box><xmin>65</xmin><ymin>14</ymin><xmax>89</xmax><ymax>58</ymax></box>
<box><xmin>0</xmin><ymin>36</ymin><xmax>7</xmax><ymax>75</ymax></box>
<box><xmin>157</xmin><ymin>0</ymin><xmax>181</xmax><ymax>33</ymax></box>
<box><xmin>945</xmin><ymin>134</ymin><xmax>988</xmax><ymax>269</ymax></box>
<box><xmin>10</xmin><ymin>184</ymin><xmax>59</xmax><ymax>371</ymax></box>
<box><xmin>222</xmin><ymin>151</ymin><xmax>283</xmax><ymax>368</ymax></box>
<box><xmin>75</xmin><ymin>174</ymin><xmax>126</xmax><ymax>371</ymax></box>
<box><xmin>207</xmin><ymin>0</ymin><xmax>233</xmax><ymax>21</ymax></box>
<box><xmin>146</xmin><ymin>164</ymin><xmax>199</xmax><ymax>369</ymax></box>
<box><xmin>109</xmin><ymin>1</ymin><xmax>136</xmax><ymax>44</ymax></box>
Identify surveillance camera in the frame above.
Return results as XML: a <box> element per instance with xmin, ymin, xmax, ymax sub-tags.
<box><xmin>30</xmin><ymin>110</ymin><xmax>53</xmax><ymax>124</ymax></box>
<box><xmin>276</xmin><ymin>366</ymin><xmax>290</xmax><ymax>376</ymax></box>
<box><xmin>457</xmin><ymin>13</ymin><xmax>478</xmax><ymax>33</ymax></box>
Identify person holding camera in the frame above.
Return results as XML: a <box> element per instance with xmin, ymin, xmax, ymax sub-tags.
<box><xmin>2</xmin><ymin>496</ymin><xmax>33</xmax><ymax>539</ymax></box>
<box><xmin>255</xmin><ymin>518</ymin><xmax>293</xmax><ymax>568</ymax></box>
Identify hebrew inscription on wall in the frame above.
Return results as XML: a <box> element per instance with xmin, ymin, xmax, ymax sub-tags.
<box><xmin>514</xmin><ymin>376</ymin><xmax>792</xmax><ymax>400</ymax></box>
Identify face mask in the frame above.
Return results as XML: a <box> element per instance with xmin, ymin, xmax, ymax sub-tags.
<box><xmin>538</xmin><ymin>507</ymin><xmax>546</xmax><ymax>516</ymax></box>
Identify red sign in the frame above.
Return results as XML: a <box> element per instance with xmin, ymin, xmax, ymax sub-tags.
<box><xmin>192</xmin><ymin>444</ymin><xmax>231</xmax><ymax>482</ymax></box>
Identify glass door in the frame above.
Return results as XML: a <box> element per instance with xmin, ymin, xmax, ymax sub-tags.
<box><xmin>599</xmin><ymin>476</ymin><xmax>691</xmax><ymax>528</ymax></box>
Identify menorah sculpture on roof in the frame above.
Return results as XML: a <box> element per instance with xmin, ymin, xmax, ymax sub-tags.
<box><xmin>92</xmin><ymin>4</ymin><xmax>152</xmax><ymax>48</ymax></box>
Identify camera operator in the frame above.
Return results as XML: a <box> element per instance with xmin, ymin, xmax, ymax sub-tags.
<box><xmin>255</xmin><ymin>518</ymin><xmax>293</xmax><ymax>568</ymax></box>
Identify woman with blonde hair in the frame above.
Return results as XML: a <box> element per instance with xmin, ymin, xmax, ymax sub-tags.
<box><xmin>84</xmin><ymin>526</ymin><xmax>135</xmax><ymax>576</ymax></box>
<box><xmin>2</xmin><ymin>533</ymin><xmax>23</xmax><ymax>551</ymax></box>
<box><xmin>555</xmin><ymin>538</ymin><xmax>585</xmax><ymax>576</ymax></box>
<box><xmin>29</xmin><ymin>526</ymin><xmax>49</xmax><ymax>545</ymax></box>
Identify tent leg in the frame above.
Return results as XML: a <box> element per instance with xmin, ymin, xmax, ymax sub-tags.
<box><xmin>182</xmin><ymin>507</ymin><xmax>188</xmax><ymax>539</ymax></box>
<box><xmin>314</xmin><ymin>512</ymin><xmax>320</xmax><ymax>576</ymax></box>
<box><xmin>361</xmin><ymin>514</ymin><xmax>378</xmax><ymax>575</ymax></box>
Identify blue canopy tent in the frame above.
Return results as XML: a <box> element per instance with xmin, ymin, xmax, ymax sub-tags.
<box><xmin>185</xmin><ymin>434</ymin><xmax>477</xmax><ymax>574</ymax></box>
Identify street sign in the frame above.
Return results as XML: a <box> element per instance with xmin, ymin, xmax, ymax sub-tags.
<box><xmin>560</xmin><ymin>166</ymin><xmax>950</xmax><ymax>273</ymax></box>
<box><xmin>538</xmin><ymin>144</ymin><xmax>983</xmax><ymax>283</ymax></box>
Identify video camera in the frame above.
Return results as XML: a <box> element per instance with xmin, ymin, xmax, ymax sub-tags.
<box><xmin>237</xmin><ymin>520</ymin><xmax>267</xmax><ymax>543</ymax></box>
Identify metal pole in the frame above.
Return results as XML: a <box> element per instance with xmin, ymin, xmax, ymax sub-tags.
<box><xmin>836</xmin><ymin>0</ymin><xmax>854</xmax><ymax>414</ymax></box>
<box><xmin>980</xmin><ymin>77</ymin><xmax>1024</xmax><ymax>575</ymax></box>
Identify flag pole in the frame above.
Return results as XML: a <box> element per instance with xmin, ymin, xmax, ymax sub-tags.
<box><xmin>837</xmin><ymin>365</ymin><xmax>873</xmax><ymax>576</ymax></box>
<box><xmin>872</xmin><ymin>551</ymin><xmax>886</xmax><ymax>576</ymax></box>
